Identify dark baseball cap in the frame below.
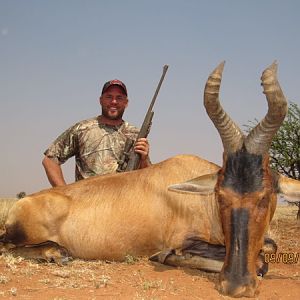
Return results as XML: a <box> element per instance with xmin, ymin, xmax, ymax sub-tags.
<box><xmin>101</xmin><ymin>79</ymin><xmax>128</xmax><ymax>96</ymax></box>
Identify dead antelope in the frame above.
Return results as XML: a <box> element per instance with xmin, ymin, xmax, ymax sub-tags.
<box><xmin>0</xmin><ymin>62</ymin><xmax>299</xmax><ymax>298</ymax></box>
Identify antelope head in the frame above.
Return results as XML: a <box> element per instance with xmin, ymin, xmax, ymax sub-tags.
<box><xmin>204</xmin><ymin>61</ymin><xmax>287</xmax><ymax>297</ymax></box>
<box><xmin>169</xmin><ymin>62</ymin><xmax>300</xmax><ymax>297</ymax></box>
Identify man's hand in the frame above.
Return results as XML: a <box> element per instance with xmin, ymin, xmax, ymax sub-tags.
<box><xmin>134</xmin><ymin>138</ymin><xmax>151</xmax><ymax>168</ymax></box>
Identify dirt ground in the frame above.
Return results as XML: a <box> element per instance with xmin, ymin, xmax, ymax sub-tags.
<box><xmin>0</xmin><ymin>205</ymin><xmax>299</xmax><ymax>300</ymax></box>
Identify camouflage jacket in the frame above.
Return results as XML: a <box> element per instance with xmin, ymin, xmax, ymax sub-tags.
<box><xmin>44</xmin><ymin>116</ymin><xmax>139</xmax><ymax>181</ymax></box>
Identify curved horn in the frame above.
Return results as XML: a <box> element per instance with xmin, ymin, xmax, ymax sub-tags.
<box><xmin>245</xmin><ymin>62</ymin><xmax>287</xmax><ymax>154</ymax></box>
<box><xmin>204</xmin><ymin>61</ymin><xmax>244</xmax><ymax>153</ymax></box>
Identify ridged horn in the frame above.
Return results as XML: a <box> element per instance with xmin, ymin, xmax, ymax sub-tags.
<box><xmin>204</xmin><ymin>61</ymin><xmax>244</xmax><ymax>153</ymax></box>
<box><xmin>245</xmin><ymin>62</ymin><xmax>287</xmax><ymax>154</ymax></box>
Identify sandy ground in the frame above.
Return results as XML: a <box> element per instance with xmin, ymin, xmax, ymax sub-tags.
<box><xmin>0</xmin><ymin>205</ymin><xmax>299</xmax><ymax>300</ymax></box>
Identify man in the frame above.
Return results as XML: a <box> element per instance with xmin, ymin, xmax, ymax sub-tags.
<box><xmin>43</xmin><ymin>79</ymin><xmax>151</xmax><ymax>187</ymax></box>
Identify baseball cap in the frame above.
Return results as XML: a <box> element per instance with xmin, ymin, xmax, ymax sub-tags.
<box><xmin>101</xmin><ymin>79</ymin><xmax>128</xmax><ymax>96</ymax></box>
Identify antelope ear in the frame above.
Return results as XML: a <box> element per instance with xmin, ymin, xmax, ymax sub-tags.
<box><xmin>168</xmin><ymin>173</ymin><xmax>218</xmax><ymax>195</ymax></box>
<box><xmin>278</xmin><ymin>175</ymin><xmax>300</xmax><ymax>203</ymax></box>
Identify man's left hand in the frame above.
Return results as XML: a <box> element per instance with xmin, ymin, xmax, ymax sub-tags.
<box><xmin>134</xmin><ymin>138</ymin><xmax>150</xmax><ymax>162</ymax></box>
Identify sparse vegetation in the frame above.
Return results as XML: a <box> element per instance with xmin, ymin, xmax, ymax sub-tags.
<box><xmin>95</xmin><ymin>274</ymin><xmax>111</xmax><ymax>288</ymax></box>
<box><xmin>124</xmin><ymin>254</ymin><xmax>140</xmax><ymax>264</ymax></box>
<box><xmin>245</xmin><ymin>101</ymin><xmax>300</xmax><ymax>219</ymax></box>
<box><xmin>0</xmin><ymin>198</ymin><xmax>17</xmax><ymax>227</ymax></box>
<box><xmin>142</xmin><ymin>279</ymin><xmax>163</xmax><ymax>290</ymax></box>
<box><xmin>0</xmin><ymin>274</ymin><xmax>9</xmax><ymax>284</ymax></box>
<box><xmin>16</xmin><ymin>191</ymin><xmax>26</xmax><ymax>199</ymax></box>
<box><xmin>0</xmin><ymin>204</ymin><xmax>298</xmax><ymax>299</ymax></box>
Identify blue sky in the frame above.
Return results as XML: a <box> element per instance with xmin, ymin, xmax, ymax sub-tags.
<box><xmin>0</xmin><ymin>0</ymin><xmax>299</xmax><ymax>197</ymax></box>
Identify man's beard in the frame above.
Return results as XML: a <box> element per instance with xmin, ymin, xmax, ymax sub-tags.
<box><xmin>101</xmin><ymin>107</ymin><xmax>125</xmax><ymax>120</ymax></box>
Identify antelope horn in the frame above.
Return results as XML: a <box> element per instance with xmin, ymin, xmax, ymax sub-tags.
<box><xmin>204</xmin><ymin>61</ymin><xmax>244</xmax><ymax>153</ymax></box>
<box><xmin>245</xmin><ymin>62</ymin><xmax>287</xmax><ymax>154</ymax></box>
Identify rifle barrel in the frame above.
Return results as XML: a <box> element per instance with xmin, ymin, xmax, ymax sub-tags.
<box><xmin>146</xmin><ymin>65</ymin><xmax>169</xmax><ymax>114</ymax></box>
<box><xmin>118</xmin><ymin>64</ymin><xmax>169</xmax><ymax>172</ymax></box>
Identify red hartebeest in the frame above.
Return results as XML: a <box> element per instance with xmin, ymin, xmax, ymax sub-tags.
<box><xmin>0</xmin><ymin>62</ymin><xmax>299</xmax><ymax>298</ymax></box>
<box><xmin>167</xmin><ymin>61</ymin><xmax>300</xmax><ymax>297</ymax></box>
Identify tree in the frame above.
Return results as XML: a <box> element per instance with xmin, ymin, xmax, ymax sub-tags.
<box><xmin>246</xmin><ymin>101</ymin><xmax>300</xmax><ymax>219</ymax></box>
<box><xmin>16</xmin><ymin>191</ymin><xmax>26</xmax><ymax>199</ymax></box>
<box><xmin>271</xmin><ymin>102</ymin><xmax>300</xmax><ymax>219</ymax></box>
<box><xmin>270</xmin><ymin>102</ymin><xmax>300</xmax><ymax>180</ymax></box>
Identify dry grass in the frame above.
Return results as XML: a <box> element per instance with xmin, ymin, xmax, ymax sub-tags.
<box><xmin>269</xmin><ymin>204</ymin><xmax>300</xmax><ymax>253</ymax></box>
<box><xmin>0</xmin><ymin>255</ymin><xmax>205</xmax><ymax>298</ymax></box>
<box><xmin>0</xmin><ymin>198</ymin><xmax>17</xmax><ymax>228</ymax></box>
<box><xmin>273</xmin><ymin>204</ymin><xmax>299</xmax><ymax>220</ymax></box>
<box><xmin>0</xmin><ymin>202</ymin><xmax>299</xmax><ymax>299</ymax></box>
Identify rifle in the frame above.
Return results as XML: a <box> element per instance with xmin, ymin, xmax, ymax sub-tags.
<box><xmin>117</xmin><ymin>64</ymin><xmax>169</xmax><ymax>172</ymax></box>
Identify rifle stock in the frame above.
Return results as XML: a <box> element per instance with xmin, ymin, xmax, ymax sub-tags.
<box><xmin>117</xmin><ymin>65</ymin><xmax>169</xmax><ymax>172</ymax></box>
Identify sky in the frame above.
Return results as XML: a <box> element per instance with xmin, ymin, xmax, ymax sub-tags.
<box><xmin>0</xmin><ymin>0</ymin><xmax>299</xmax><ymax>197</ymax></box>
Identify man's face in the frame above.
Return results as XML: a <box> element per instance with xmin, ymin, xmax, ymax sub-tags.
<box><xmin>100</xmin><ymin>86</ymin><xmax>128</xmax><ymax>120</ymax></box>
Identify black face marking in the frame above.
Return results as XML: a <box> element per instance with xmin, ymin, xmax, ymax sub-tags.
<box><xmin>225</xmin><ymin>208</ymin><xmax>249</xmax><ymax>280</ymax></box>
<box><xmin>4</xmin><ymin>222</ymin><xmax>27</xmax><ymax>245</ymax></box>
<box><xmin>222</xmin><ymin>149</ymin><xmax>264</xmax><ymax>194</ymax></box>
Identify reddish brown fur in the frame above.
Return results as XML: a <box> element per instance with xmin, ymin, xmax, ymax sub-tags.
<box><xmin>2</xmin><ymin>155</ymin><xmax>223</xmax><ymax>261</ymax></box>
<box><xmin>216</xmin><ymin>154</ymin><xmax>278</xmax><ymax>297</ymax></box>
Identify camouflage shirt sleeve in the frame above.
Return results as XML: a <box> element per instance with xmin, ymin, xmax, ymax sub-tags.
<box><xmin>44</xmin><ymin>123</ymin><xmax>79</xmax><ymax>165</ymax></box>
<box><xmin>44</xmin><ymin>118</ymin><xmax>149</xmax><ymax>180</ymax></box>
